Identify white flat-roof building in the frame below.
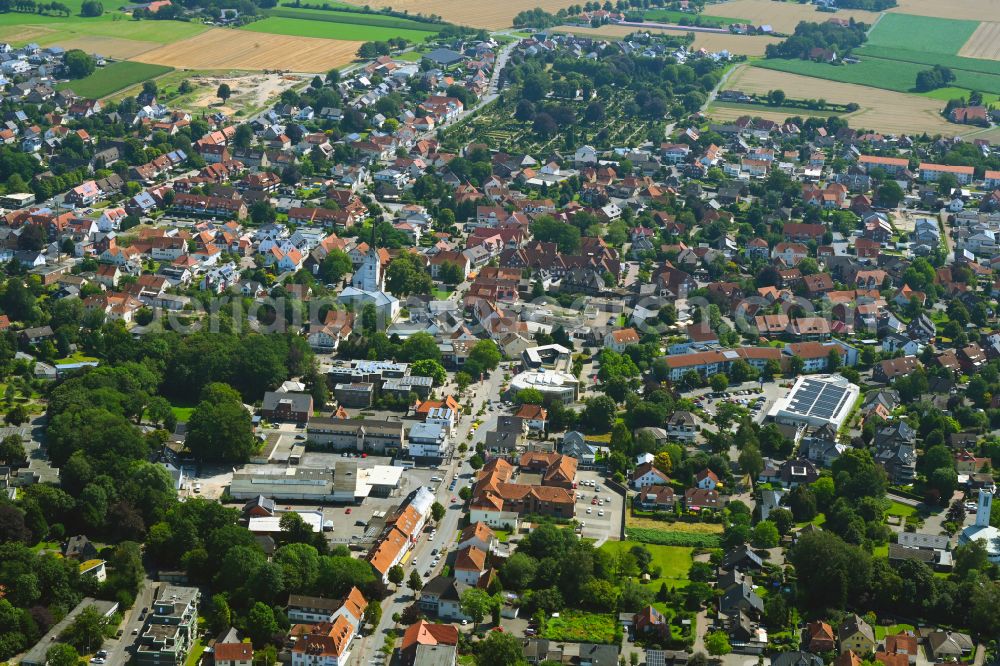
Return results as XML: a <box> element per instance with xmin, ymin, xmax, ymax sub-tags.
<box><xmin>248</xmin><ymin>510</ymin><xmax>323</xmax><ymax>535</ymax></box>
<box><xmin>508</xmin><ymin>369</ymin><xmax>580</xmax><ymax>403</ymax></box>
<box><xmin>767</xmin><ymin>374</ymin><xmax>860</xmax><ymax>430</ymax></box>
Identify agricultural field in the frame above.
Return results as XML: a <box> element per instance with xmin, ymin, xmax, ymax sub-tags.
<box><xmin>55</xmin><ymin>60</ymin><xmax>172</xmax><ymax>97</ymax></box>
<box><xmin>889</xmin><ymin>0</ymin><xmax>1000</xmax><ymax>22</ymax></box>
<box><xmin>638</xmin><ymin>7</ymin><xmax>746</xmax><ymax>26</ymax></box>
<box><xmin>0</xmin><ymin>13</ymin><xmax>206</xmax><ymax>48</ymax></box>
<box><xmin>865</xmin><ymin>12</ymin><xmax>979</xmax><ymax>55</ymax></box>
<box><xmin>242</xmin><ymin>14</ymin><xmax>438</xmax><ymax>42</ymax></box>
<box><xmin>757</xmin><ymin>56</ymin><xmax>1000</xmax><ymax>95</ymax></box>
<box><xmin>339</xmin><ymin>0</ymin><xmax>576</xmax><ymax>29</ymax></box>
<box><xmin>134</xmin><ymin>28</ymin><xmax>361</xmax><ymax>72</ymax></box>
<box><xmin>703</xmin><ymin>0</ymin><xmax>881</xmax><ymax>32</ymax></box>
<box><xmin>553</xmin><ymin>24</ymin><xmax>781</xmax><ymax>56</ymax></box>
<box><xmin>721</xmin><ymin>64</ymin><xmax>1000</xmax><ymax>138</ymax></box>
<box><xmin>958</xmin><ymin>22</ymin><xmax>1000</xmax><ymax>60</ymax></box>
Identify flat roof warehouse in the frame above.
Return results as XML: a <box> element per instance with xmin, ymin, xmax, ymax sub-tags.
<box><xmin>767</xmin><ymin>374</ymin><xmax>860</xmax><ymax>430</ymax></box>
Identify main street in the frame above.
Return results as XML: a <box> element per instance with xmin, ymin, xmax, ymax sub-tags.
<box><xmin>354</xmin><ymin>368</ymin><xmax>508</xmax><ymax>665</ymax></box>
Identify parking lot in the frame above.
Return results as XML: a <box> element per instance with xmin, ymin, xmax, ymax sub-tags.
<box><xmin>574</xmin><ymin>469</ymin><xmax>623</xmax><ymax>544</ymax></box>
<box><xmin>694</xmin><ymin>381</ymin><xmax>790</xmax><ymax>425</ymax></box>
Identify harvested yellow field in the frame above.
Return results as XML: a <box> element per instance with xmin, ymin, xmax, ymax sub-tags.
<box><xmin>54</xmin><ymin>36</ymin><xmax>158</xmax><ymax>59</ymax></box>
<box><xmin>134</xmin><ymin>28</ymin><xmax>361</xmax><ymax>72</ymax></box>
<box><xmin>720</xmin><ymin>65</ymin><xmax>975</xmax><ymax>136</ymax></box>
<box><xmin>707</xmin><ymin>0</ymin><xmax>881</xmax><ymax>32</ymax></box>
<box><xmin>958</xmin><ymin>22</ymin><xmax>1000</xmax><ymax>60</ymax></box>
<box><xmin>341</xmin><ymin>0</ymin><xmax>572</xmax><ymax>28</ymax></box>
<box><xmin>890</xmin><ymin>0</ymin><xmax>1000</xmax><ymax>21</ymax></box>
<box><xmin>554</xmin><ymin>24</ymin><xmax>780</xmax><ymax>55</ymax></box>
<box><xmin>691</xmin><ymin>31</ymin><xmax>782</xmax><ymax>55</ymax></box>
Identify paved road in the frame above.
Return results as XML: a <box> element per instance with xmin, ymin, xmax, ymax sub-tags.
<box><xmin>353</xmin><ymin>369</ymin><xmax>508</xmax><ymax>665</ymax></box>
<box><xmin>103</xmin><ymin>577</ymin><xmax>160</xmax><ymax>665</ymax></box>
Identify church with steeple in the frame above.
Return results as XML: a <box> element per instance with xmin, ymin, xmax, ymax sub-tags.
<box><xmin>352</xmin><ymin>224</ymin><xmax>384</xmax><ymax>292</ymax></box>
<box><xmin>338</xmin><ymin>223</ymin><xmax>399</xmax><ymax>327</ymax></box>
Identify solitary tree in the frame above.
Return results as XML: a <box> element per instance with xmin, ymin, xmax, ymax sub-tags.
<box><xmin>216</xmin><ymin>83</ymin><xmax>232</xmax><ymax>104</ymax></box>
<box><xmin>388</xmin><ymin>564</ymin><xmax>405</xmax><ymax>587</ymax></box>
<box><xmin>407</xmin><ymin>569</ymin><xmax>424</xmax><ymax>594</ymax></box>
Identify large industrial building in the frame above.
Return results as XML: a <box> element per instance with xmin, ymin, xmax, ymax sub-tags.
<box><xmin>306</xmin><ymin>417</ymin><xmax>405</xmax><ymax>453</ymax></box>
<box><xmin>229</xmin><ymin>462</ymin><xmax>404</xmax><ymax>503</ymax></box>
<box><xmin>767</xmin><ymin>374</ymin><xmax>860</xmax><ymax>431</ymax></box>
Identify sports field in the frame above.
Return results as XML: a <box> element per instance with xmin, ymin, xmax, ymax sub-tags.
<box><xmin>55</xmin><ymin>60</ymin><xmax>172</xmax><ymax>97</ymax></box>
<box><xmin>243</xmin><ymin>14</ymin><xmax>437</xmax><ymax>42</ymax></box>
<box><xmin>135</xmin><ymin>28</ymin><xmax>361</xmax><ymax>72</ymax></box>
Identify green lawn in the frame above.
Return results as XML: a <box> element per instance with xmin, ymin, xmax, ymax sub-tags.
<box><xmin>57</xmin><ymin>61</ymin><xmax>174</xmax><ymax>98</ymax></box>
<box><xmin>599</xmin><ymin>541</ymin><xmax>693</xmax><ymax>588</ymax></box>
<box><xmin>54</xmin><ymin>352</ymin><xmax>99</xmax><ymax>364</ymax></box>
<box><xmin>171</xmin><ymin>405</ymin><xmax>196</xmax><ymax>422</ymax></box>
<box><xmin>242</xmin><ymin>16</ymin><xmax>437</xmax><ymax>42</ymax></box>
<box><xmin>875</xmin><ymin>623</ymin><xmax>915</xmax><ymax>640</ymax></box>
<box><xmin>493</xmin><ymin>529</ymin><xmax>510</xmax><ymax>542</ymax></box>
<box><xmin>543</xmin><ymin>611</ymin><xmax>618</xmax><ymax>644</ymax></box>
<box><xmin>887</xmin><ymin>501</ymin><xmax>918</xmax><ymax>518</ymax></box>
<box><xmin>920</xmin><ymin>87</ymin><xmax>1000</xmax><ymax>104</ymax></box>
<box><xmin>866</xmin><ymin>13</ymin><xmax>979</xmax><ymax>55</ymax></box>
<box><xmin>432</xmin><ymin>288</ymin><xmax>453</xmax><ymax>300</ymax></box>
<box><xmin>395</xmin><ymin>50</ymin><xmax>425</xmax><ymax>61</ymax></box>
<box><xmin>184</xmin><ymin>639</ymin><xmax>205</xmax><ymax>666</ymax></box>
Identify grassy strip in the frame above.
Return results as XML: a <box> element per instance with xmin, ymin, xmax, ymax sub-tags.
<box><xmin>711</xmin><ymin>100</ymin><xmax>848</xmax><ymax>115</ymax></box>
<box><xmin>265</xmin><ymin>6</ymin><xmax>441</xmax><ymax>31</ymax></box>
<box><xmin>855</xmin><ymin>45</ymin><xmax>1000</xmax><ymax>77</ymax></box>
<box><xmin>241</xmin><ymin>16</ymin><xmax>435</xmax><ymax>41</ymax></box>
<box><xmin>629</xmin><ymin>8</ymin><xmax>746</xmax><ymax>27</ymax></box>
<box><xmin>626</xmin><ymin>527</ymin><xmax>721</xmax><ymax>548</ymax></box>
<box><xmin>56</xmin><ymin>61</ymin><xmax>173</xmax><ymax>98</ymax></box>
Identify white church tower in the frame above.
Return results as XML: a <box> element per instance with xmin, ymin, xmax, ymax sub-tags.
<box><xmin>977</xmin><ymin>488</ymin><xmax>993</xmax><ymax>528</ymax></box>
<box><xmin>352</xmin><ymin>226</ymin><xmax>383</xmax><ymax>292</ymax></box>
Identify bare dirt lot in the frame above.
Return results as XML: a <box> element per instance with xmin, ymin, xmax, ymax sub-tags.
<box><xmin>182</xmin><ymin>72</ymin><xmax>307</xmax><ymax>115</ymax></box>
<box><xmin>341</xmin><ymin>0</ymin><xmax>574</xmax><ymax>29</ymax></box>
<box><xmin>718</xmin><ymin>64</ymin><xmax>1000</xmax><ymax>138</ymax></box>
<box><xmin>889</xmin><ymin>0</ymin><xmax>1000</xmax><ymax>21</ymax></box>
<box><xmin>134</xmin><ymin>28</ymin><xmax>361</xmax><ymax>72</ymax></box>
<box><xmin>706</xmin><ymin>0</ymin><xmax>882</xmax><ymax>32</ymax></box>
<box><xmin>958</xmin><ymin>21</ymin><xmax>1000</xmax><ymax>60</ymax></box>
<box><xmin>555</xmin><ymin>24</ymin><xmax>781</xmax><ymax>55</ymax></box>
